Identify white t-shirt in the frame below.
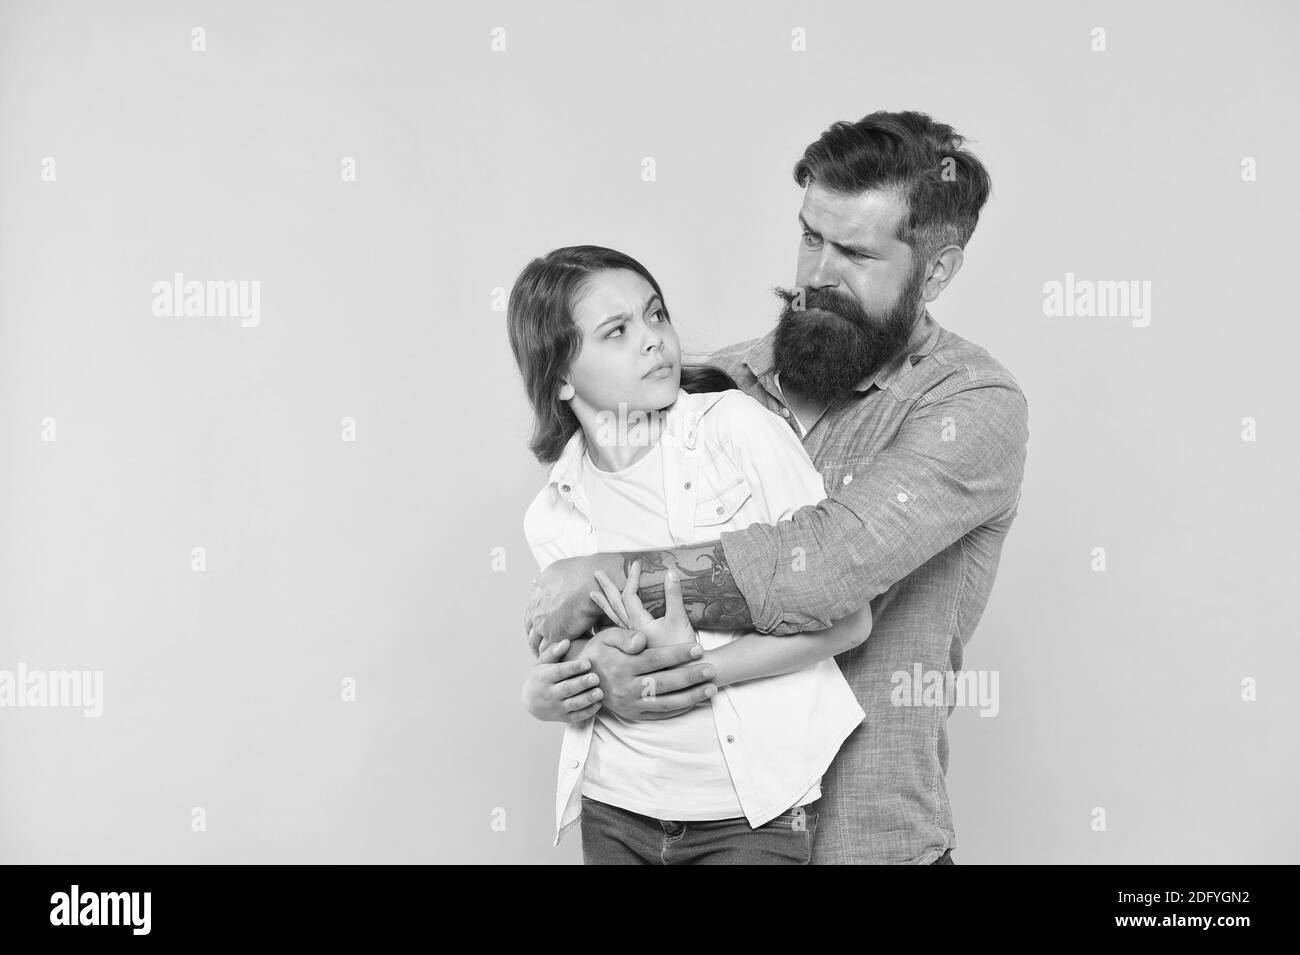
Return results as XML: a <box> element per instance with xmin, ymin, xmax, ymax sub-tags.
<box><xmin>576</xmin><ymin>440</ymin><xmax>818</xmax><ymax>820</ymax></box>
<box><xmin>525</xmin><ymin>388</ymin><xmax>866</xmax><ymax>844</ymax></box>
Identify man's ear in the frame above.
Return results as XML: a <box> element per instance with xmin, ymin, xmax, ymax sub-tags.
<box><xmin>922</xmin><ymin>245</ymin><xmax>964</xmax><ymax>303</ymax></box>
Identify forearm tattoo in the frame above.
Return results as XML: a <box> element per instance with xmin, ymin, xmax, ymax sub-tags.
<box><xmin>620</xmin><ymin>540</ymin><xmax>753</xmax><ymax>631</ymax></box>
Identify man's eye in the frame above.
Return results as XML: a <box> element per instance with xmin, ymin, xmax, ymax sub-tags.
<box><xmin>801</xmin><ymin>231</ymin><xmax>821</xmax><ymax>246</ymax></box>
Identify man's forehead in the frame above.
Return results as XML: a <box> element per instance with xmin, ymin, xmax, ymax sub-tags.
<box><xmin>800</xmin><ymin>183</ymin><xmax>908</xmax><ymax>245</ymax></box>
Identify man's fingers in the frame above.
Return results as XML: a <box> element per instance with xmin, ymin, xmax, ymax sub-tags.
<box><xmin>544</xmin><ymin>656</ymin><xmax>591</xmax><ymax>683</ymax></box>
<box><xmin>641</xmin><ymin>683</ymin><xmax>717</xmax><ymax>713</ymax></box>
<box><xmin>631</xmin><ymin>641</ymin><xmax>704</xmax><ymax>674</ymax></box>
<box><xmin>597</xmin><ymin>627</ymin><xmax>646</xmax><ymax>655</ymax></box>
<box><xmin>554</xmin><ymin>671</ymin><xmax>600</xmax><ymax>699</ymax></box>
<box><xmin>564</xmin><ymin>703</ymin><xmax>601</xmax><ymax>723</ymax></box>
<box><xmin>539</xmin><ymin>637</ymin><xmax>570</xmax><ymax>661</ymax></box>
<box><xmin>563</xmin><ymin>687</ymin><xmax>604</xmax><ymax>712</ymax></box>
<box><xmin>636</xmin><ymin>662</ymin><xmax>715</xmax><ymax>696</ymax></box>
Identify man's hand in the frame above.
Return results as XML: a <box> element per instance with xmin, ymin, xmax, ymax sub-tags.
<box><xmin>520</xmin><ymin>638</ymin><xmax>605</xmax><ymax>723</ymax></box>
<box><xmin>578</xmin><ymin>626</ymin><xmax>717</xmax><ymax>722</ymax></box>
<box><xmin>525</xmin><ymin>554</ymin><xmax>622</xmax><ymax>655</ymax></box>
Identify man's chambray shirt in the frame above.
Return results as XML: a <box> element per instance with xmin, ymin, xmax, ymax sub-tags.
<box><xmin>709</xmin><ymin>309</ymin><xmax>1029</xmax><ymax>865</ymax></box>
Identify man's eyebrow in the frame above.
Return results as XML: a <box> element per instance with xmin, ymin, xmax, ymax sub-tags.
<box><xmin>595</xmin><ymin>294</ymin><xmax>663</xmax><ymax>330</ymax></box>
<box><xmin>798</xmin><ymin>212</ymin><xmax>877</xmax><ymax>256</ymax></box>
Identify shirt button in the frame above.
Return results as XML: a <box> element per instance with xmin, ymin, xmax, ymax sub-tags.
<box><xmin>726</xmin><ymin>735</ymin><xmax>735</xmax><ymax>743</ymax></box>
<box><xmin>781</xmin><ymin>408</ymin><xmax>791</xmax><ymax>417</ymax></box>
<box><xmin>571</xmin><ymin>760</ymin><xmax>580</xmax><ymax>768</ymax></box>
<box><xmin>587</xmin><ymin>524</ymin><xmax>594</xmax><ymax>534</ymax></box>
<box><xmin>716</xmin><ymin>505</ymin><xmax>725</xmax><ymax>515</ymax></box>
<box><xmin>560</xmin><ymin>484</ymin><xmax>571</xmax><ymax>493</ymax></box>
<box><xmin>842</xmin><ymin>473</ymin><xmax>853</xmax><ymax>485</ymax></box>
<box><xmin>684</xmin><ymin>481</ymin><xmax>691</xmax><ymax>490</ymax></box>
<box><xmin>897</xmin><ymin>491</ymin><xmax>909</xmax><ymax>503</ymax></box>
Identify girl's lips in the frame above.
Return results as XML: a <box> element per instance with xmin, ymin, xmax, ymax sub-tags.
<box><xmin>643</xmin><ymin>363</ymin><xmax>675</xmax><ymax>379</ymax></box>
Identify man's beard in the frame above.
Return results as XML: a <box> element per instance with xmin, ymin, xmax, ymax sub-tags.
<box><xmin>772</xmin><ymin>264</ymin><xmax>925</xmax><ymax>405</ymax></box>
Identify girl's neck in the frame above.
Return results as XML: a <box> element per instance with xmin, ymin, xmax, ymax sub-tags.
<box><xmin>579</xmin><ymin>406</ymin><xmax>667</xmax><ymax>473</ymax></box>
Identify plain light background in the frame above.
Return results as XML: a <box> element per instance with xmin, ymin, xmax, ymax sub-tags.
<box><xmin>1</xmin><ymin>0</ymin><xmax>1296</xmax><ymax>864</ymax></box>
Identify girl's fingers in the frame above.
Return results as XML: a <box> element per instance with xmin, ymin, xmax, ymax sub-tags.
<box><xmin>618</xmin><ymin>560</ymin><xmax>656</xmax><ymax>630</ymax></box>
<box><xmin>592</xmin><ymin>570</ymin><xmax>632</xmax><ymax>628</ymax></box>
<box><xmin>622</xmin><ymin>586</ymin><xmax>655</xmax><ymax>631</ymax></box>
<box><xmin>620</xmin><ymin>561</ymin><xmax>649</xmax><ymax>627</ymax></box>
<box><xmin>589</xmin><ymin>589</ymin><xmax>629</xmax><ymax>630</ymax></box>
<box><xmin>623</xmin><ymin>560</ymin><xmax>641</xmax><ymax>603</ymax></box>
<box><xmin>663</xmin><ymin>568</ymin><xmax>689</xmax><ymax>626</ymax></box>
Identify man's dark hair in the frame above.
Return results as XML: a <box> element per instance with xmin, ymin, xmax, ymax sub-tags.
<box><xmin>793</xmin><ymin>110</ymin><xmax>992</xmax><ymax>262</ymax></box>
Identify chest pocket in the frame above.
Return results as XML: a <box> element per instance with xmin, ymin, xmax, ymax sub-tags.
<box><xmin>692</xmin><ymin>457</ymin><xmax>754</xmax><ymax>528</ymax></box>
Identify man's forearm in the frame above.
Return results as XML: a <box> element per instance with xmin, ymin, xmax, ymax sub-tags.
<box><xmin>603</xmin><ymin>540</ymin><xmax>755</xmax><ymax>631</ymax></box>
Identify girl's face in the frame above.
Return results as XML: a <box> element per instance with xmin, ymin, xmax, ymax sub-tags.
<box><xmin>561</xmin><ymin>268</ymin><xmax>682</xmax><ymax>421</ymax></box>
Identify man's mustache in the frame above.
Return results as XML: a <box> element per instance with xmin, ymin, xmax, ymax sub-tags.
<box><xmin>773</xmin><ymin>286</ymin><xmax>871</xmax><ymax>329</ymax></box>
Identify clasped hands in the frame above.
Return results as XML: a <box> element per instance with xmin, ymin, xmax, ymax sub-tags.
<box><xmin>521</xmin><ymin>559</ymin><xmax>718</xmax><ymax>723</ymax></box>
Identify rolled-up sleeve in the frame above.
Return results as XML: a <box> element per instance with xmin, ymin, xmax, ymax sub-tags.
<box><xmin>719</xmin><ymin>376</ymin><xmax>1029</xmax><ymax>635</ymax></box>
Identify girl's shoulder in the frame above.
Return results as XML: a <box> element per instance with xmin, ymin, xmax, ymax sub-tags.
<box><xmin>691</xmin><ymin>388</ymin><xmax>780</xmax><ymax>452</ymax></box>
<box><xmin>522</xmin><ymin>481</ymin><xmax>564</xmax><ymax>547</ymax></box>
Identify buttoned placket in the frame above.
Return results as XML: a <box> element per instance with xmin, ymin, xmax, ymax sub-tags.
<box><xmin>549</xmin><ymin>390</ymin><xmax>778</xmax><ymax>841</ymax></box>
<box><xmin>555</xmin><ymin>477</ymin><xmax>595</xmax><ymax>536</ymax></box>
<box><xmin>655</xmin><ymin>414</ymin><xmax>759</xmax><ymax>818</ymax></box>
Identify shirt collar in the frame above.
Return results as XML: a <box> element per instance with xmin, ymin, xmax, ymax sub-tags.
<box><xmin>745</xmin><ymin>309</ymin><xmax>942</xmax><ymax>395</ymax></box>
<box><xmin>544</xmin><ymin>388</ymin><xmax>724</xmax><ymax>495</ymax></box>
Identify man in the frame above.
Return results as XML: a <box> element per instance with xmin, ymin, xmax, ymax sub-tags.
<box><xmin>525</xmin><ymin>110</ymin><xmax>1029</xmax><ymax>864</ymax></box>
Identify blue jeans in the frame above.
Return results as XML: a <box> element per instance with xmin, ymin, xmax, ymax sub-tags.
<box><xmin>580</xmin><ymin>795</ymin><xmax>818</xmax><ymax>865</ymax></box>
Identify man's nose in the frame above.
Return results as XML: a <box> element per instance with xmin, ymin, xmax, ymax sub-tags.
<box><xmin>805</xmin><ymin>249</ymin><xmax>840</xmax><ymax>291</ymax></box>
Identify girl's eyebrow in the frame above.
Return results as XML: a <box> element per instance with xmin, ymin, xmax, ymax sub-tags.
<box><xmin>594</xmin><ymin>294</ymin><xmax>663</xmax><ymax>330</ymax></box>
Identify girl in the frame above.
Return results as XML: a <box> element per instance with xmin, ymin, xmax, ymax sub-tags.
<box><xmin>507</xmin><ymin>245</ymin><xmax>872</xmax><ymax>865</ymax></box>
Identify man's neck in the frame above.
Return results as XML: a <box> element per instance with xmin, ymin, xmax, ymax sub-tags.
<box><xmin>774</xmin><ymin>373</ymin><xmax>825</xmax><ymax>437</ymax></box>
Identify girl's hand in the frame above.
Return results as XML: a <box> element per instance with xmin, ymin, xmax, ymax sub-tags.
<box><xmin>589</xmin><ymin>561</ymin><xmax>698</xmax><ymax>651</ymax></box>
<box><xmin>521</xmin><ymin>639</ymin><xmax>604</xmax><ymax>723</ymax></box>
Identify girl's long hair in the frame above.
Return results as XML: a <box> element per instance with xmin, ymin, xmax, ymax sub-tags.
<box><xmin>506</xmin><ymin>245</ymin><xmax>737</xmax><ymax>465</ymax></box>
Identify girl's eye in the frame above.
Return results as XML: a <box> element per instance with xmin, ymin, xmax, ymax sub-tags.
<box><xmin>605</xmin><ymin>324</ymin><xmax>625</xmax><ymax>339</ymax></box>
<box><xmin>651</xmin><ymin>307</ymin><xmax>669</xmax><ymax>323</ymax></box>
